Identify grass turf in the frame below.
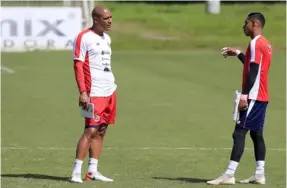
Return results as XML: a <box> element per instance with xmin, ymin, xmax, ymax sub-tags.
<box><xmin>1</xmin><ymin>50</ymin><xmax>285</xmax><ymax>188</ymax></box>
<box><xmin>1</xmin><ymin>2</ymin><xmax>286</xmax><ymax>188</ymax></box>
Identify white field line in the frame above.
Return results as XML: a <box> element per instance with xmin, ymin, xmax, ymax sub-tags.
<box><xmin>1</xmin><ymin>146</ymin><xmax>285</xmax><ymax>152</ymax></box>
<box><xmin>1</xmin><ymin>50</ymin><xmax>220</xmax><ymax>55</ymax></box>
<box><xmin>0</xmin><ymin>65</ymin><xmax>15</xmax><ymax>74</ymax></box>
<box><xmin>112</xmin><ymin>50</ymin><xmax>220</xmax><ymax>55</ymax></box>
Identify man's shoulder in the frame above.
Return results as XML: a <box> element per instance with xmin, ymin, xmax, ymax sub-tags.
<box><xmin>104</xmin><ymin>33</ymin><xmax>111</xmax><ymax>42</ymax></box>
<box><xmin>256</xmin><ymin>36</ymin><xmax>272</xmax><ymax>51</ymax></box>
<box><xmin>103</xmin><ymin>32</ymin><xmax>111</xmax><ymax>38</ymax></box>
<box><xmin>258</xmin><ymin>35</ymin><xmax>270</xmax><ymax>44</ymax></box>
<box><xmin>79</xmin><ymin>28</ymin><xmax>91</xmax><ymax>35</ymax></box>
<box><xmin>249</xmin><ymin>35</ymin><xmax>270</xmax><ymax>48</ymax></box>
<box><xmin>75</xmin><ymin>29</ymin><xmax>92</xmax><ymax>41</ymax></box>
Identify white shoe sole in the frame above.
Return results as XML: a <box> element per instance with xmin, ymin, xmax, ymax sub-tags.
<box><xmin>71</xmin><ymin>178</ymin><xmax>83</xmax><ymax>183</ymax></box>
<box><xmin>207</xmin><ymin>182</ymin><xmax>235</xmax><ymax>185</ymax></box>
<box><xmin>207</xmin><ymin>178</ymin><xmax>235</xmax><ymax>185</ymax></box>
<box><xmin>240</xmin><ymin>180</ymin><xmax>266</xmax><ymax>184</ymax></box>
<box><xmin>93</xmin><ymin>177</ymin><xmax>114</xmax><ymax>182</ymax></box>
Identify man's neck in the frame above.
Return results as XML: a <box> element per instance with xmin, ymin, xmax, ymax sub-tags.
<box><xmin>91</xmin><ymin>25</ymin><xmax>104</xmax><ymax>36</ymax></box>
<box><xmin>250</xmin><ymin>31</ymin><xmax>262</xmax><ymax>39</ymax></box>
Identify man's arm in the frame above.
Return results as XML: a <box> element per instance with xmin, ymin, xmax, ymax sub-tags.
<box><xmin>221</xmin><ymin>47</ymin><xmax>245</xmax><ymax>64</ymax></box>
<box><xmin>241</xmin><ymin>63</ymin><xmax>259</xmax><ymax>95</ymax></box>
<box><xmin>235</xmin><ymin>49</ymin><xmax>245</xmax><ymax>64</ymax></box>
<box><xmin>241</xmin><ymin>39</ymin><xmax>262</xmax><ymax>97</ymax></box>
<box><xmin>73</xmin><ymin>33</ymin><xmax>88</xmax><ymax>94</ymax></box>
<box><xmin>73</xmin><ymin>33</ymin><xmax>89</xmax><ymax>108</ymax></box>
<box><xmin>237</xmin><ymin>52</ymin><xmax>245</xmax><ymax>65</ymax></box>
<box><xmin>74</xmin><ymin>60</ymin><xmax>86</xmax><ymax>93</ymax></box>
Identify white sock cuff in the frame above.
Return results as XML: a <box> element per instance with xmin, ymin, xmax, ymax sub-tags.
<box><xmin>228</xmin><ymin>161</ymin><xmax>239</xmax><ymax>169</ymax></box>
<box><xmin>230</xmin><ymin>160</ymin><xmax>239</xmax><ymax>166</ymax></box>
<box><xmin>89</xmin><ymin>158</ymin><xmax>98</xmax><ymax>164</ymax></box>
<box><xmin>256</xmin><ymin>160</ymin><xmax>265</xmax><ymax>167</ymax></box>
<box><xmin>75</xmin><ymin>159</ymin><xmax>83</xmax><ymax>164</ymax></box>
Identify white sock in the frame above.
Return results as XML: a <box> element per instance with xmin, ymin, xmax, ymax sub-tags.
<box><xmin>224</xmin><ymin>160</ymin><xmax>239</xmax><ymax>175</ymax></box>
<box><xmin>72</xmin><ymin>159</ymin><xmax>83</xmax><ymax>176</ymax></box>
<box><xmin>88</xmin><ymin>158</ymin><xmax>98</xmax><ymax>173</ymax></box>
<box><xmin>255</xmin><ymin>160</ymin><xmax>265</xmax><ymax>175</ymax></box>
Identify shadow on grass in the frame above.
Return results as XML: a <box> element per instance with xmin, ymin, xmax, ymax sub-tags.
<box><xmin>1</xmin><ymin>174</ymin><xmax>70</xmax><ymax>182</ymax></box>
<box><xmin>152</xmin><ymin>176</ymin><xmax>210</xmax><ymax>183</ymax></box>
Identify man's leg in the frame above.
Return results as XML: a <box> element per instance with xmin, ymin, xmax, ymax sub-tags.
<box><xmin>239</xmin><ymin>130</ymin><xmax>266</xmax><ymax>184</ymax></box>
<box><xmin>239</xmin><ymin>101</ymin><xmax>268</xmax><ymax>184</ymax></box>
<box><xmin>207</xmin><ymin>126</ymin><xmax>248</xmax><ymax>185</ymax></box>
<box><xmin>85</xmin><ymin>124</ymin><xmax>113</xmax><ymax>182</ymax></box>
<box><xmin>250</xmin><ymin>130</ymin><xmax>266</xmax><ymax>174</ymax></box>
<box><xmin>225</xmin><ymin>127</ymin><xmax>249</xmax><ymax>175</ymax></box>
<box><xmin>71</xmin><ymin>128</ymin><xmax>98</xmax><ymax>183</ymax></box>
<box><xmin>88</xmin><ymin>124</ymin><xmax>108</xmax><ymax>173</ymax></box>
<box><xmin>85</xmin><ymin>93</ymin><xmax>116</xmax><ymax>182</ymax></box>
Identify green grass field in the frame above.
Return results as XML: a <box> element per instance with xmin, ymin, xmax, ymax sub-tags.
<box><xmin>1</xmin><ymin>2</ymin><xmax>286</xmax><ymax>188</ymax></box>
<box><xmin>1</xmin><ymin>50</ymin><xmax>286</xmax><ymax>188</ymax></box>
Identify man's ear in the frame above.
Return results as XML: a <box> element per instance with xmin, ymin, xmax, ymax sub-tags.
<box><xmin>253</xmin><ymin>19</ymin><xmax>261</xmax><ymax>28</ymax></box>
<box><xmin>93</xmin><ymin>17</ymin><xmax>98</xmax><ymax>24</ymax></box>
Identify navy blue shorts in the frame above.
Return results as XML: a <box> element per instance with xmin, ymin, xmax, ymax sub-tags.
<box><xmin>236</xmin><ymin>100</ymin><xmax>268</xmax><ymax>130</ymax></box>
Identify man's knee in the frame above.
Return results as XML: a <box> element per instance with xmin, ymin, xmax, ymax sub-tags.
<box><xmin>250</xmin><ymin>130</ymin><xmax>264</xmax><ymax>141</ymax></box>
<box><xmin>232</xmin><ymin>127</ymin><xmax>248</xmax><ymax>140</ymax></box>
<box><xmin>83</xmin><ymin>127</ymin><xmax>98</xmax><ymax>140</ymax></box>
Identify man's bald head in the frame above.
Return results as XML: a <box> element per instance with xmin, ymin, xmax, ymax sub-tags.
<box><xmin>91</xmin><ymin>6</ymin><xmax>112</xmax><ymax>33</ymax></box>
<box><xmin>91</xmin><ymin>6</ymin><xmax>110</xmax><ymax>18</ymax></box>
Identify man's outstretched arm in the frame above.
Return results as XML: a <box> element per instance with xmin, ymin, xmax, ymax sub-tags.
<box><xmin>221</xmin><ymin>47</ymin><xmax>245</xmax><ymax>64</ymax></box>
<box><xmin>237</xmin><ymin>52</ymin><xmax>245</xmax><ymax>65</ymax></box>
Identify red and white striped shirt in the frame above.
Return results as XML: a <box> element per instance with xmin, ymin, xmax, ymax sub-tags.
<box><xmin>73</xmin><ymin>29</ymin><xmax>116</xmax><ymax>97</ymax></box>
<box><xmin>243</xmin><ymin>35</ymin><xmax>272</xmax><ymax>102</ymax></box>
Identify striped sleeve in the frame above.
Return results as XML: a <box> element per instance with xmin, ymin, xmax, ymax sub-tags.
<box><xmin>73</xmin><ymin>32</ymin><xmax>87</xmax><ymax>62</ymax></box>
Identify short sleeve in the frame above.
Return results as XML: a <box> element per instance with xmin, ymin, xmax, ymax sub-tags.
<box><xmin>73</xmin><ymin>33</ymin><xmax>87</xmax><ymax>62</ymax></box>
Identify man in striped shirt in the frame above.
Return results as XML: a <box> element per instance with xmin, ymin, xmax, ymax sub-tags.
<box><xmin>207</xmin><ymin>12</ymin><xmax>272</xmax><ymax>185</ymax></box>
<box><xmin>71</xmin><ymin>6</ymin><xmax>116</xmax><ymax>183</ymax></box>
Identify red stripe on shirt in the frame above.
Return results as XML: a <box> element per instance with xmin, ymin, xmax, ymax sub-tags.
<box><xmin>74</xmin><ymin>29</ymin><xmax>90</xmax><ymax>59</ymax></box>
